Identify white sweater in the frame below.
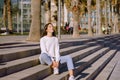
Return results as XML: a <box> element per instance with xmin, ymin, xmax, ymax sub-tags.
<box><xmin>40</xmin><ymin>36</ymin><xmax>60</xmax><ymax>62</ymax></box>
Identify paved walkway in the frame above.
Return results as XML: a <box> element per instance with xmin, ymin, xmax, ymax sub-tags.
<box><xmin>0</xmin><ymin>34</ymin><xmax>107</xmax><ymax>43</ymax></box>
<box><xmin>0</xmin><ymin>36</ymin><xmax>27</xmax><ymax>43</ymax></box>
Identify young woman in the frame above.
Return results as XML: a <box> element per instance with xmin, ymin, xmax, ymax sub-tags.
<box><xmin>39</xmin><ymin>23</ymin><xmax>75</xmax><ymax>80</ymax></box>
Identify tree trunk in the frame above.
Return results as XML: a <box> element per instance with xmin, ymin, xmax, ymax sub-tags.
<box><xmin>114</xmin><ymin>13</ymin><xmax>119</xmax><ymax>33</ymax></box>
<box><xmin>72</xmin><ymin>0</ymin><xmax>80</xmax><ymax>38</ymax></box>
<box><xmin>87</xmin><ymin>0</ymin><xmax>93</xmax><ymax>36</ymax></box>
<box><xmin>16</xmin><ymin>0</ymin><xmax>19</xmax><ymax>33</ymax></box>
<box><xmin>96</xmin><ymin>0</ymin><xmax>102</xmax><ymax>35</ymax></box>
<box><xmin>109</xmin><ymin>0</ymin><xmax>113</xmax><ymax>31</ymax></box>
<box><xmin>3</xmin><ymin>0</ymin><xmax>7</xmax><ymax>30</ymax></box>
<box><xmin>7</xmin><ymin>0</ymin><xmax>13</xmax><ymax>33</ymax></box>
<box><xmin>111</xmin><ymin>5</ymin><xmax>115</xmax><ymax>33</ymax></box>
<box><xmin>108</xmin><ymin>0</ymin><xmax>111</xmax><ymax>26</ymax></box>
<box><xmin>104</xmin><ymin>0</ymin><xmax>108</xmax><ymax>34</ymax></box>
<box><xmin>72</xmin><ymin>13</ymin><xmax>80</xmax><ymax>38</ymax></box>
<box><xmin>48</xmin><ymin>0</ymin><xmax>51</xmax><ymax>23</ymax></box>
<box><xmin>61</xmin><ymin>0</ymin><xmax>64</xmax><ymax>28</ymax></box>
<box><xmin>27</xmin><ymin>0</ymin><xmax>41</xmax><ymax>42</ymax></box>
<box><xmin>17</xmin><ymin>10</ymin><xmax>20</xmax><ymax>33</ymax></box>
<box><xmin>45</xmin><ymin>0</ymin><xmax>51</xmax><ymax>24</ymax></box>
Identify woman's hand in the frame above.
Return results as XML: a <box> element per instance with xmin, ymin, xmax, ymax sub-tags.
<box><xmin>52</xmin><ymin>61</ymin><xmax>59</xmax><ymax>68</ymax></box>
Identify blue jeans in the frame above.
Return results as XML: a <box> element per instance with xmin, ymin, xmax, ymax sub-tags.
<box><xmin>39</xmin><ymin>53</ymin><xmax>74</xmax><ymax>70</ymax></box>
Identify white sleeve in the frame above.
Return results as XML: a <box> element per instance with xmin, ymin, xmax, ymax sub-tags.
<box><xmin>40</xmin><ymin>38</ymin><xmax>47</xmax><ymax>53</ymax></box>
<box><xmin>55</xmin><ymin>38</ymin><xmax>60</xmax><ymax>62</ymax></box>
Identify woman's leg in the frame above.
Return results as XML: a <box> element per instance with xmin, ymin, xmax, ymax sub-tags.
<box><xmin>39</xmin><ymin>53</ymin><xmax>59</xmax><ymax>74</ymax></box>
<box><xmin>39</xmin><ymin>53</ymin><xmax>52</xmax><ymax>66</ymax></box>
<box><xmin>60</xmin><ymin>55</ymin><xmax>74</xmax><ymax>76</ymax></box>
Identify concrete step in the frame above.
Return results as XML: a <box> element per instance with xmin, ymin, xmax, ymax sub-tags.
<box><xmin>77</xmin><ymin>49</ymin><xmax>117</xmax><ymax>80</ymax></box>
<box><xmin>0</xmin><ymin>64</ymin><xmax>50</xmax><ymax>80</ymax></box>
<box><xmin>95</xmin><ymin>50</ymin><xmax>120</xmax><ymax>80</ymax></box>
<box><xmin>104</xmin><ymin>37</ymin><xmax>120</xmax><ymax>47</ymax></box>
<box><xmin>0</xmin><ymin>46</ymin><xmax>40</xmax><ymax>63</ymax></box>
<box><xmin>59</xmin><ymin>42</ymin><xmax>98</xmax><ymax>56</ymax></box>
<box><xmin>108</xmin><ymin>53</ymin><xmax>120</xmax><ymax>80</ymax></box>
<box><xmin>44</xmin><ymin>37</ymin><xmax>120</xmax><ymax>80</ymax></box>
<box><xmin>0</xmin><ymin>37</ymin><xmax>97</xmax><ymax>63</ymax></box>
<box><xmin>0</xmin><ymin>42</ymin><xmax>39</xmax><ymax>49</ymax></box>
<box><xmin>61</xmin><ymin>34</ymin><xmax>120</xmax><ymax>48</ymax></box>
<box><xmin>0</xmin><ymin>42</ymin><xmax>24</xmax><ymax>46</ymax></box>
<box><xmin>43</xmin><ymin>47</ymin><xmax>109</xmax><ymax>80</ymax></box>
<box><xmin>0</xmin><ymin>54</ymin><xmax>39</xmax><ymax>77</ymax></box>
<box><xmin>0</xmin><ymin>34</ymin><xmax>119</xmax><ymax>63</ymax></box>
<box><xmin>0</xmin><ymin>45</ymin><xmax>101</xmax><ymax>80</ymax></box>
<box><xmin>0</xmin><ymin>34</ymin><xmax>120</xmax><ymax>80</ymax></box>
<box><xmin>0</xmin><ymin>39</ymin><xmax>101</xmax><ymax>77</ymax></box>
<box><xmin>0</xmin><ymin>44</ymin><xmax>87</xmax><ymax>77</ymax></box>
<box><xmin>92</xmin><ymin>39</ymin><xmax>119</xmax><ymax>51</ymax></box>
<box><xmin>0</xmin><ymin>42</ymin><xmax>72</xmax><ymax>63</ymax></box>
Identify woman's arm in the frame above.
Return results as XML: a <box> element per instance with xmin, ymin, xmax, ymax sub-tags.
<box><xmin>40</xmin><ymin>38</ymin><xmax>48</xmax><ymax>53</ymax></box>
<box><xmin>55</xmin><ymin>38</ymin><xmax>60</xmax><ymax>62</ymax></box>
<box><xmin>52</xmin><ymin>61</ymin><xmax>59</xmax><ymax>68</ymax></box>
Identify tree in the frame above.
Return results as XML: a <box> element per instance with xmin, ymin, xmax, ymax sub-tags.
<box><xmin>3</xmin><ymin>0</ymin><xmax>13</xmax><ymax>34</ymax></box>
<box><xmin>27</xmin><ymin>0</ymin><xmax>41</xmax><ymax>42</ymax></box>
<box><xmin>44</xmin><ymin>0</ymin><xmax>51</xmax><ymax>23</ymax></box>
<box><xmin>7</xmin><ymin>0</ymin><xmax>13</xmax><ymax>33</ymax></box>
<box><xmin>3</xmin><ymin>0</ymin><xmax>7</xmax><ymax>32</ymax></box>
<box><xmin>108</xmin><ymin>0</ymin><xmax>112</xmax><ymax>28</ymax></box>
<box><xmin>64</xmin><ymin>0</ymin><xmax>87</xmax><ymax>38</ymax></box>
<box><xmin>48</xmin><ymin>0</ymin><xmax>51</xmax><ymax>23</ymax></box>
<box><xmin>72</xmin><ymin>0</ymin><xmax>80</xmax><ymax>37</ymax></box>
<box><xmin>96</xmin><ymin>0</ymin><xmax>102</xmax><ymax>35</ymax></box>
<box><xmin>104</xmin><ymin>0</ymin><xmax>108</xmax><ymax>33</ymax></box>
<box><xmin>111</xmin><ymin>0</ymin><xmax>119</xmax><ymax>33</ymax></box>
<box><xmin>113</xmin><ymin>13</ymin><xmax>119</xmax><ymax>33</ymax></box>
<box><xmin>87</xmin><ymin>0</ymin><xmax>93</xmax><ymax>36</ymax></box>
<box><xmin>110</xmin><ymin>0</ymin><xmax>119</xmax><ymax>33</ymax></box>
<box><xmin>61</xmin><ymin>0</ymin><xmax>64</xmax><ymax>28</ymax></box>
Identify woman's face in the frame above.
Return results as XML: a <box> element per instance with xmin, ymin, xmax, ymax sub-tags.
<box><xmin>46</xmin><ymin>24</ymin><xmax>54</xmax><ymax>33</ymax></box>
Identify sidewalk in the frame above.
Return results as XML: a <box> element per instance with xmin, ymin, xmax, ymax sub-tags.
<box><xmin>0</xmin><ymin>34</ymin><xmax>107</xmax><ymax>44</ymax></box>
<box><xmin>0</xmin><ymin>36</ymin><xmax>27</xmax><ymax>44</ymax></box>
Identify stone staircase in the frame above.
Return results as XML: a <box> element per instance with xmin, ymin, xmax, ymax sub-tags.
<box><xmin>0</xmin><ymin>34</ymin><xmax>120</xmax><ymax>80</ymax></box>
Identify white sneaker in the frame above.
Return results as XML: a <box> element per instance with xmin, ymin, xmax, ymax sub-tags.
<box><xmin>53</xmin><ymin>68</ymin><xmax>59</xmax><ymax>75</ymax></box>
<box><xmin>69</xmin><ymin>75</ymin><xmax>75</xmax><ymax>80</ymax></box>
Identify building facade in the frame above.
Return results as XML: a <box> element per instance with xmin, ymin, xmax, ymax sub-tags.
<box><xmin>0</xmin><ymin>0</ymin><xmax>4</xmax><ymax>28</ymax></box>
<box><xmin>14</xmin><ymin>0</ymin><xmax>69</xmax><ymax>32</ymax></box>
<box><xmin>19</xmin><ymin>0</ymin><xmax>31</xmax><ymax>32</ymax></box>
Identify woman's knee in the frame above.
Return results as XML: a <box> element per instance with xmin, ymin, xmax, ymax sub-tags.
<box><xmin>66</xmin><ymin>55</ymin><xmax>72</xmax><ymax>61</ymax></box>
<box><xmin>41</xmin><ymin>53</ymin><xmax>53</xmax><ymax>66</ymax></box>
<box><xmin>39</xmin><ymin>53</ymin><xmax>48</xmax><ymax>62</ymax></box>
<box><xmin>40</xmin><ymin>53</ymin><xmax>48</xmax><ymax>59</ymax></box>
